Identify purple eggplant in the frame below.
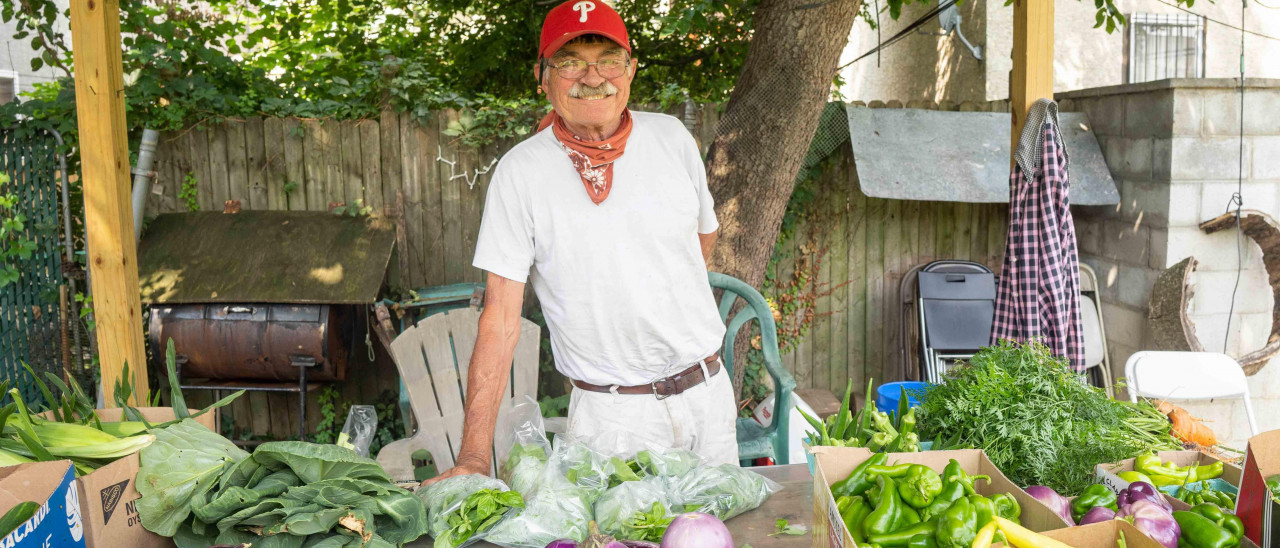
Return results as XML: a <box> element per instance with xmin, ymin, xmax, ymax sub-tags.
<box><xmin>1025</xmin><ymin>485</ymin><xmax>1074</xmax><ymax>525</ymax></box>
<box><xmin>1118</xmin><ymin>500</ymin><xmax>1181</xmax><ymax>548</ymax></box>
<box><xmin>1079</xmin><ymin>506</ymin><xmax>1118</xmax><ymax>525</ymax></box>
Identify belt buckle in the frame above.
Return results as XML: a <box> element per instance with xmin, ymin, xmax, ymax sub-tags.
<box><xmin>652</xmin><ymin>380</ymin><xmax>672</xmax><ymax>400</ymax></box>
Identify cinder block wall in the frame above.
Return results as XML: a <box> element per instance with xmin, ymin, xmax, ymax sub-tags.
<box><xmin>1059</xmin><ymin>78</ymin><xmax>1280</xmax><ymax>449</ymax></box>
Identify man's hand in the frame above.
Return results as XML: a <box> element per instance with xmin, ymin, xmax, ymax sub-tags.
<box><xmin>420</xmin><ymin>457</ymin><xmax>489</xmax><ymax>487</ymax></box>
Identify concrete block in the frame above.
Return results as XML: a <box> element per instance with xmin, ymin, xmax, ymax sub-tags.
<box><xmin>1107</xmin><ymin>340</ymin><xmax>1139</xmax><ymax>386</ymax></box>
<box><xmin>1200</xmin><ymin>182</ymin><xmax>1277</xmax><ymax>225</ymax></box>
<box><xmin>1102</xmin><ymin>301</ymin><xmax>1148</xmax><ymax>347</ymax></box>
<box><xmin>1152</xmin><ymin>138</ymin><xmax>1173</xmax><ymax>181</ymax></box>
<box><xmin>1246</xmin><ymin>359</ymin><xmax>1280</xmax><ymax>399</ymax></box>
<box><xmin>1167</xmin><ymin>226</ymin><xmax>1262</xmax><ymax>271</ymax></box>
<box><xmin>1166</xmin><ymin>183</ymin><xmax>1203</xmax><ymax>227</ymax></box>
<box><xmin>1172</xmin><ymin>90</ymin><xmax>1205</xmax><ymax>136</ymax></box>
<box><xmin>1101</xmin><ymin>219</ymin><xmax>1151</xmax><ymax>267</ymax></box>
<box><xmin>1106</xmin><ymin>138</ymin><xmax>1155</xmax><ymax>181</ymax></box>
<box><xmin>1202</xmin><ymin>90</ymin><xmax>1241</xmax><ymax>137</ymax></box>
<box><xmin>1081</xmin><ymin>95</ymin><xmax>1125</xmax><ymax>137</ymax></box>
<box><xmin>1244</xmin><ymin>90</ymin><xmax>1280</xmax><ymax>136</ymax></box>
<box><xmin>1237</xmin><ymin>312</ymin><xmax>1274</xmax><ymax>352</ymax></box>
<box><xmin>1118</xmin><ymin>179</ymin><xmax>1169</xmax><ymax>227</ymax></box>
<box><xmin>1149</xmin><ymin>228</ymin><xmax>1169</xmax><ymax>270</ymax></box>
<box><xmin>1124</xmin><ymin>90</ymin><xmax>1175</xmax><ymax>138</ymax></box>
<box><xmin>1170</xmin><ymin>137</ymin><xmax>1252</xmax><ymax>181</ymax></box>
<box><xmin>1076</xmin><ymin>218</ymin><xmax>1103</xmax><ymax>256</ymax></box>
<box><xmin>1190</xmin><ymin>269</ymin><xmax>1271</xmax><ymax>315</ymax></box>
<box><xmin>1189</xmin><ymin>312</ymin><xmax>1236</xmax><ymax>355</ymax></box>
<box><xmin>1252</xmin><ymin>136</ymin><xmax>1280</xmax><ymax>180</ymax></box>
<box><xmin>1081</xmin><ymin>254</ymin><xmax>1121</xmax><ymax>303</ymax></box>
<box><xmin>1209</xmin><ymin>89</ymin><xmax>1280</xmax><ymax>136</ymax></box>
<box><xmin>1117</xmin><ymin>266</ymin><xmax>1160</xmax><ymax>309</ymax></box>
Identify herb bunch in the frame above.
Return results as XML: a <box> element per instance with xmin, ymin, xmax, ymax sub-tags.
<box><xmin>916</xmin><ymin>340</ymin><xmax>1182</xmax><ymax>495</ymax></box>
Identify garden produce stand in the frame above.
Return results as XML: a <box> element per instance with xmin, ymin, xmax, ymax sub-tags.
<box><xmin>440</xmin><ymin>464</ymin><xmax>815</xmax><ymax>548</ymax></box>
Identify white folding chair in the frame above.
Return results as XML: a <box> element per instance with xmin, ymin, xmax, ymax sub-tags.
<box><xmin>1124</xmin><ymin>351</ymin><xmax>1260</xmax><ymax>436</ymax></box>
<box><xmin>1078</xmin><ymin>263</ymin><xmax>1114</xmax><ymax>397</ymax></box>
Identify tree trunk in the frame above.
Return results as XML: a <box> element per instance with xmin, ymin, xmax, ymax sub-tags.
<box><xmin>707</xmin><ymin>0</ymin><xmax>862</xmax><ymax>396</ymax></box>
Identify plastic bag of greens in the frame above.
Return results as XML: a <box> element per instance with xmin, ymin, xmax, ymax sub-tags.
<box><xmin>498</xmin><ymin>398</ymin><xmax>552</xmax><ymax>495</ymax></box>
<box><xmin>635</xmin><ymin>447</ymin><xmax>702</xmax><ymax>477</ymax></box>
<box><xmin>418</xmin><ymin>474</ymin><xmax>523</xmax><ymax>548</ymax></box>
<box><xmin>593</xmin><ymin>476</ymin><xmax>679</xmax><ymax>542</ymax></box>
<box><xmin>668</xmin><ymin>463</ymin><xmax>781</xmax><ymax>521</ymax></box>
<box><xmin>486</xmin><ymin>450</ymin><xmax>597</xmax><ymax>547</ymax></box>
<box><xmin>550</xmin><ymin>437</ymin><xmax>613</xmax><ymax>502</ymax></box>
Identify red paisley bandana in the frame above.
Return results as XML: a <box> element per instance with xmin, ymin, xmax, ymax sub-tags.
<box><xmin>537</xmin><ymin>109</ymin><xmax>633</xmax><ymax>205</ymax></box>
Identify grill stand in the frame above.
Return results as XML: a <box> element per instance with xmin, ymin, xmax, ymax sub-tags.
<box><xmin>176</xmin><ymin>355</ymin><xmax>321</xmax><ymax>445</ymax></box>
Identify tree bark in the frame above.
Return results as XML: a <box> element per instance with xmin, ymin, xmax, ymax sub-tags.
<box><xmin>707</xmin><ymin>0</ymin><xmax>862</xmax><ymax>396</ymax></box>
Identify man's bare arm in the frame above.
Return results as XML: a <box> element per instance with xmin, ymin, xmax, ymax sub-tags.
<box><xmin>699</xmin><ymin>231</ymin><xmax>717</xmax><ymax>266</ymax></box>
<box><xmin>422</xmin><ymin>272</ymin><xmax>526</xmax><ymax>484</ymax></box>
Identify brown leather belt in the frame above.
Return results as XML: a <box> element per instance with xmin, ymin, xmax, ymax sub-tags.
<box><xmin>571</xmin><ymin>354</ymin><xmax>721</xmax><ymax>399</ymax></box>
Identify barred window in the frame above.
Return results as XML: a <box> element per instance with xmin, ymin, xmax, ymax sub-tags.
<box><xmin>1127</xmin><ymin>13</ymin><xmax>1205</xmax><ymax>83</ymax></box>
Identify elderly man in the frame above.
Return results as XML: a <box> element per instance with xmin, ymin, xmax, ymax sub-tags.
<box><xmin>427</xmin><ymin>0</ymin><xmax>736</xmax><ymax>483</ymax></box>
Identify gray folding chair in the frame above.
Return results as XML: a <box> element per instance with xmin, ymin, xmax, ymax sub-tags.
<box><xmin>917</xmin><ymin>260</ymin><xmax>997</xmax><ymax>383</ymax></box>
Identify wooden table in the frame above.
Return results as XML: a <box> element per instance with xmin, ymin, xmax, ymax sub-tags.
<box><xmin>417</xmin><ymin>463</ymin><xmax>815</xmax><ymax>548</ymax></box>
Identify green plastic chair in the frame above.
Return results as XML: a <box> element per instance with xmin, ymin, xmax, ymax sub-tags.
<box><xmin>709</xmin><ymin>272</ymin><xmax>796</xmax><ymax>466</ymax></box>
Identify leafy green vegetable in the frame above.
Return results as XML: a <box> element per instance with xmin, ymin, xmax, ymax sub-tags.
<box><xmin>635</xmin><ymin>448</ymin><xmax>701</xmax><ymax>477</ymax></box>
<box><xmin>136</xmin><ymin>419</ymin><xmax>249</xmax><ymax>536</ymax></box>
<box><xmin>770</xmin><ymin>518</ymin><xmax>807</xmax><ymax>537</ymax></box>
<box><xmin>622</xmin><ymin>501</ymin><xmax>675</xmax><ymax>542</ymax></box>
<box><xmin>594</xmin><ymin>476</ymin><xmax>675</xmax><ymax>540</ymax></box>
<box><xmin>0</xmin><ymin>501</ymin><xmax>38</xmax><ymax>537</ymax></box>
<box><xmin>669</xmin><ymin>463</ymin><xmax>780</xmax><ymax>521</ymax></box>
<box><xmin>419</xmin><ymin>475</ymin><xmax>523</xmax><ymax>548</ymax></box>
<box><xmin>137</xmin><ymin>420</ymin><xmax>426</xmax><ymax>547</ymax></box>
<box><xmin>916</xmin><ymin>340</ymin><xmax>1182</xmax><ymax>495</ymax></box>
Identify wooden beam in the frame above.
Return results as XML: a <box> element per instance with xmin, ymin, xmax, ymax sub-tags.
<box><xmin>1010</xmin><ymin>0</ymin><xmax>1054</xmax><ymax>157</ymax></box>
<box><xmin>70</xmin><ymin>0</ymin><xmax>149</xmax><ymax>405</ymax></box>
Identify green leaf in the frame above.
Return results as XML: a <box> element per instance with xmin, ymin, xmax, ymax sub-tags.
<box><xmin>135</xmin><ymin>419</ymin><xmax>249</xmax><ymax>536</ymax></box>
<box><xmin>251</xmin><ymin>441</ymin><xmax>390</xmax><ymax>483</ymax></box>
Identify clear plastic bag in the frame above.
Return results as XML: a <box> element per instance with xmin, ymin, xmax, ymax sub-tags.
<box><xmin>634</xmin><ymin>447</ymin><xmax>703</xmax><ymax>477</ymax></box>
<box><xmin>418</xmin><ymin>474</ymin><xmax>515</xmax><ymax>547</ymax></box>
<box><xmin>499</xmin><ymin>398</ymin><xmax>553</xmax><ymax>495</ymax></box>
<box><xmin>486</xmin><ymin>444</ymin><xmax>597</xmax><ymax>548</ymax></box>
<box><xmin>337</xmin><ymin>404</ymin><xmax>377</xmax><ymax>457</ymax></box>
<box><xmin>550</xmin><ymin>437</ymin><xmax>613</xmax><ymax>503</ymax></box>
<box><xmin>668</xmin><ymin>463</ymin><xmax>782</xmax><ymax>521</ymax></box>
<box><xmin>593</xmin><ymin>476</ymin><xmax>678</xmax><ymax>541</ymax></box>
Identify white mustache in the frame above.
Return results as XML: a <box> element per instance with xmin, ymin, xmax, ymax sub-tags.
<box><xmin>568</xmin><ymin>81</ymin><xmax>618</xmax><ymax>99</ymax></box>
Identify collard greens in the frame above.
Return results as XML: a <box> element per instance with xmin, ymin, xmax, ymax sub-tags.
<box><xmin>137</xmin><ymin>419</ymin><xmax>427</xmax><ymax>547</ymax></box>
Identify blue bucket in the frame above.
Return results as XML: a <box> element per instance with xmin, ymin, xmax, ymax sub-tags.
<box><xmin>875</xmin><ymin>382</ymin><xmax>931</xmax><ymax>415</ymax></box>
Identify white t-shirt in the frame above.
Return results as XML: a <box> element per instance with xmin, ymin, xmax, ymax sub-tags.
<box><xmin>472</xmin><ymin>111</ymin><xmax>727</xmax><ymax>386</ymax></box>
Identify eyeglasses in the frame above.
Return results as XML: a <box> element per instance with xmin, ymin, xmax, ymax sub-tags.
<box><xmin>546</xmin><ymin>56</ymin><xmax>630</xmax><ymax>80</ymax></box>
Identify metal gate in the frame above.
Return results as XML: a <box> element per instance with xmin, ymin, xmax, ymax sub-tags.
<box><xmin>0</xmin><ymin>126</ymin><xmax>78</xmax><ymax>400</ymax></box>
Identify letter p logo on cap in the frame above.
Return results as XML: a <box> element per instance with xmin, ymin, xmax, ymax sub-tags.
<box><xmin>573</xmin><ymin>1</ymin><xmax>595</xmax><ymax>22</ymax></box>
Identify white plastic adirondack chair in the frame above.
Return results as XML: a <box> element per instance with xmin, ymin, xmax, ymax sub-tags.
<box><xmin>375</xmin><ymin>307</ymin><xmax>541</xmax><ymax>482</ymax></box>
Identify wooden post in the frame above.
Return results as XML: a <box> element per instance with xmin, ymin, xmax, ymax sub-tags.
<box><xmin>1010</xmin><ymin>0</ymin><xmax>1054</xmax><ymax>157</ymax></box>
<box><xmin>69</xmin><ymin>0</ymin><xmax>149</xmax><ymax>405</ymax></box>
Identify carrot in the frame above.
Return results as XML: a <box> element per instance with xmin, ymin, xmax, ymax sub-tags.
<box><xmin>1157</xmin><ymin>400</ymin><xmax>1217</xmax><ymax>447</ymax></box>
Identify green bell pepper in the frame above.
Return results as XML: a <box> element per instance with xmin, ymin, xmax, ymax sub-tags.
<box><xmin>968</xmin><ymin>495</ymin><xmax>998</xmax><ymax>530</ymax></box>
<box><xmin>899</xmin><ymin>465</ymin><xmax>944</xmax><ymax>509</ymax></box>
<box><xmin>1071</xmin><ymin>484</ymin><xmax>1119</xmax><ymax>522</ymax></box>
<box><xmin>869</xmin><ymin>519</ymin><xmax>938</xmax><ymax>547</ymax></box>
<box><xmin>922</xmin><ymin>478</ymin><xmax>966</xmax><ymax>521</ymax></box>
<box><xmin>833</xmin><ymin>453</ymin><xmax>889</xmax><ymax>498</ymax></box>
<box><xmin>1267</xmin><ymin>475</ymin><xmax>1280</xmax><ymax>498</ymax></box>
<box><xmin>1190</xmin><ymin>504</ymin><xmax>1244</xmax><ymax>543</ymax></box>
<box><xmin>908</xmin><ymin>534</ymin><xmax>939</xmax><ymax>548</ymax></box>
<box><xmin>936</xmin><ymin>497</ymin><xmax>978</xmax><ymax>548</ymax></box>
<box><xmin>900</xmin><ymin>505</ymin><xmax>922</xmax><ymax>528</ymax></box>
<box><xmin>841</xmin><ymin>495</ymin><xmax>873</xmax><ymax>543</ymax></box>
<box><xmin>1173</xmin><ymin>510</ymin><xmax>1240</xmax><ymax>548</ymax></box>
<box><xmin>942</xmin><ymin>459</ymin><xmax>990</xmax><ymax>496</ymax></box>
<box><xmin>864</xmin><ymin>475</ymin><xmax>906</xmax><ymax>537</ymax></box>
<box><xmin>992</xmin><ymin>493</ymin><xmax>1021</xmax><ymax>521</ymax></box>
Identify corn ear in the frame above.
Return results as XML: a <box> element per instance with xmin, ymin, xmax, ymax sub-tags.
<box><xmin>46</xmin><ymin>434</ymin><xmax>155</xmax><ymax>460</ymax></box>
<box><xmin>97</xmin><ymin>421</ymin><xmax>148</xmax><ymax>438</ymax></box>
<box><xmin>0</xmin><ymin>448</ymin><xmax>32</xmax><ymax>467</ymax></box>
<box><xmin>30</xmin><ymin>420</ymin><xmax>119</xmax><ymax>447</ymax></box>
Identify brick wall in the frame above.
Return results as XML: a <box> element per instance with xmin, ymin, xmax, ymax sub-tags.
<box><xmin>1060</xmin><ymin>78</ymin><xmax>1280</xmax><ymax>448</ymax></box>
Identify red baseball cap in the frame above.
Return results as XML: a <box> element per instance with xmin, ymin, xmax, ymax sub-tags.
<box><xmin>539</xmin><ymin>0</ymin><xmax>631</xmax><ymax>61</ymax></box>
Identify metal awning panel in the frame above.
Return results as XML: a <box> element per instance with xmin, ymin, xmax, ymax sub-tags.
<box><xmin>845</xmin><ymin>107</ymin><xmax>1120</xmax><ymax>205</ymax></box>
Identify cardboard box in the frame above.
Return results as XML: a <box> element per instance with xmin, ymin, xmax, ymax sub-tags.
<box><xmin>73</xmin><ymin>407</ymin><xmax>216</xmax><ymax>548</ymax></box>
<box><xmin>1032</xmin><ymin>520</ymin><xmax>1165</xmax><ymax>548</ymax></box>
<box><xmin>0</xmin><ymin>460</ymin><xmax>87</xmax><ymax>548</ymax></box>
<box><xmin>1238</xmin><ymin>429</ymin><xmax>1280</xmax><ymax>548</ymax></box>
<box><xmin>811</xmin><ymin>448</ymin><xmax>1073</xmax><ymax>548</ymax></box>
<box><xmin>1096</xmin><ymin>450</ymin><xmax>1244</xmax><ymax>513</ymax></box>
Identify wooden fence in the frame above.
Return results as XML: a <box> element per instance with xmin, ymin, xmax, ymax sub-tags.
<box><xmin>150</xmin><ymin>104</ymin><xmax>1006</xmax><ymax>438</ymax></box>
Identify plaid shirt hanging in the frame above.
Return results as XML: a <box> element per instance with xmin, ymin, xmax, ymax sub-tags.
<box><xmin>991</xmin><ymin>100</ymin><xmax>1086</xmax><ymax>370</ymax></box>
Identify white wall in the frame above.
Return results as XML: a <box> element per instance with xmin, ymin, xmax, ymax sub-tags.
<box><xmin>839</xmin><ymin>0</ymin><xmax>1280</xmax><ymax>103</ymax></box>
<box><xmin>0</xmin><ymin>0</ymin><xmax>70</xmax><ymax>98</ymax></box>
